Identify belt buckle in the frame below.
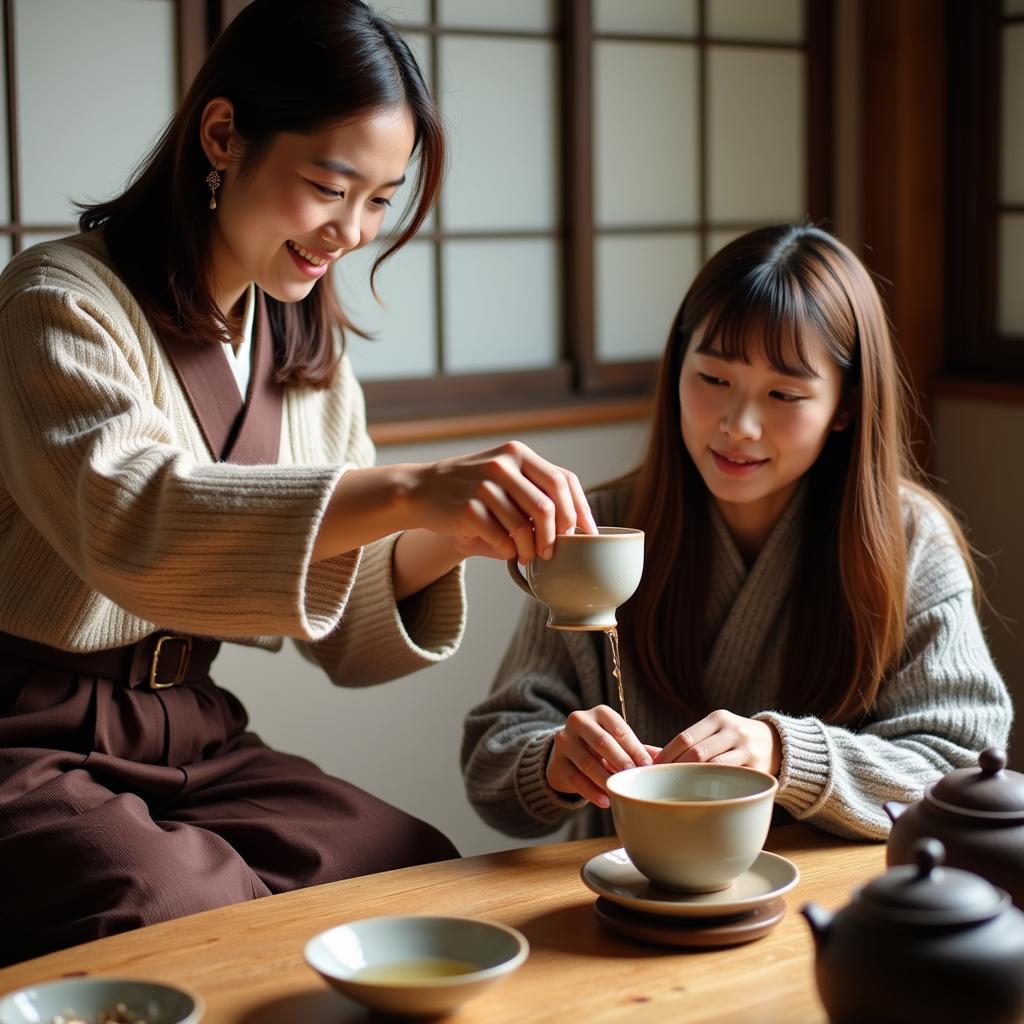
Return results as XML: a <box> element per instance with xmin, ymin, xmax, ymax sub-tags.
<box><xmin>149</xmin><ymin>635</ymin><xmax>192</xmax><ymax>689</ymax></box>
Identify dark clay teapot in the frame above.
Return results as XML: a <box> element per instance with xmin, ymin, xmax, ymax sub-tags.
<box><xmin>885</xmin><ymin>747</ymin><xmax>1024</xmax><ymax>908</ymax></box>
<box><xmin>801</xmin><ymin>838</ymin><xmax>1024</xmax><ymax>1024</ymax></box>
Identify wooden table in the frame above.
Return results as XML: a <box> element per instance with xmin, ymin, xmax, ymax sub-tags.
<box><xmin>0</xmin><ymin>825</ymin><xmax>886</xmax><ymax>1023</ymax></box>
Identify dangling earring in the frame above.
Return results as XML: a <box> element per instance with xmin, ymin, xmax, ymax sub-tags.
<box><xmin>205</xmin><ymin>168</ymin><xmax>222</xmax><ymax>210</ymax></box>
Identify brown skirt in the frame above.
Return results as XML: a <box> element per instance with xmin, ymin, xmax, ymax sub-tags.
<box><xmin>0</xmin><ymin>645</ymin><xmax>458</xmax><ymax>966</ymax></box>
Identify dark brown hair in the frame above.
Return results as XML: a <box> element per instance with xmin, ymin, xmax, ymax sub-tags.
<box><xmin>79</xmin><ymin>0</ymin><xmax>444</xmax><ymax>388</ymax></box>
<box><xmin>618</xmin><ymin>224</ymin><xmax>976</xmax><ymax>724</ymax></box>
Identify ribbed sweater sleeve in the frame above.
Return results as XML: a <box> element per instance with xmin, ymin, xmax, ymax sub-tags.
<box><xmin>298</xmin><ymin>533</ymin><xmax>467</xmax><ymax>686</ymax></box>
<box><xmin>290</xmin><ymin>356</ymin><xmax>468</xmax><ymax>685</ymax></box>
<box><xmin>0</xmin><ymin>273</ymin><xmax>354</xmax><ymax>643</ymax></box>
<box><xmin>461</xmin><ymin>597</ymin><xmax>594</xmax><ymax>838</ymax></box>
<box><xmin>755</xmin><ymin>508</ymin><xmax>1012</xmax><ymax>839</ymax></box>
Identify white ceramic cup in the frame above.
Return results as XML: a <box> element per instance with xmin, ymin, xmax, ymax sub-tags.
<box><xmin>606</xmin><ymin>763</ymin><xmax>779</xmax><ymax>893</ymax></box>
<box><xmin>506</xmin><ymin>527</ymin><xmax>644</xmax><ymax>631</ymax></box>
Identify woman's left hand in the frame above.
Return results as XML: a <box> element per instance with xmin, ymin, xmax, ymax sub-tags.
<box><xmin>652</xmin><ymin>710</ymin><xmax>781</xmax><ymax>776</ymax></box>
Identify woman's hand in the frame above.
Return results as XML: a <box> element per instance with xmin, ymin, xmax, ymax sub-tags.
<box><xmin>547</xmin><ymin>705</ymin><xmax>653</xmax><ymax>808</ymax></box>
<box><xmin>312</xmin><ymin>441</ymin><xmax>595</xmax><ymax>570</ymax></box>
<box><xmin>402</xmin><ymin>440</ymin><xmax>597</xmax><ymax>564</ymax></box>
<box><xmin>653</xmin><ymin>710</ymin><xmax>781</xmax><ymax>776</ymax></box>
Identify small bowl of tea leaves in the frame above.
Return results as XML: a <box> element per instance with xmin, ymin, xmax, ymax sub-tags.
<box><xmin>304</xmin><ymin>914</ymin><xmax>529</xmax><ymax>1017</ymax></box>
<box><xmin>0</xmin><ymin>977</ymin><xmax>202</xmax><ymax>1024</ymax></box>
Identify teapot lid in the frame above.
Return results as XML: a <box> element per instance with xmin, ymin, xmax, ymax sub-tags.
<box><xmin>929</xmin><ymin>748</ymin><xmax>1024</xmax><ymax>817</ymax></box>
<box><xmin>857</xmin><ymin>838</ymin><xmax>1008</xmax><ymax>926</ymax></box>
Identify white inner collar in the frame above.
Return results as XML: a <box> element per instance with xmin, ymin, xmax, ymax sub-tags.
<box><xmin>222</xmin><ymin>283</ymin><xmax>255</xmax><ymax>399</ymax></box>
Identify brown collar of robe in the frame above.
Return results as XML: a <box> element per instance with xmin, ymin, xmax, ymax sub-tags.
<box><xmin>159</xmin><ymin>289</ymin><xmax>284</xmax><ymax>464</ymax></box>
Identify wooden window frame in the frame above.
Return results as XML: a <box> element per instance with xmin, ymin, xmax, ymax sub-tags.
<box><xmin>0</xmin><ymin>0</ymin><xmax>209</xmax><ymax>253</ymax></box>
<box><xmin>946</xmin><ymin>0</ymin><xmax>1024</xmax><ymax>378</ymax></box>
<box><xmin>360</xmin><ymin>0</ymin><xmax>835</xmax><ymax>424</ymax></box>
<box><xmin>1</xmin><ymin>0</ymin><xmax>835</xmax><ymax>430</ymax></box>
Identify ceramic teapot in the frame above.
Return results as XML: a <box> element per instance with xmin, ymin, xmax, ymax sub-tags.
<box><xmin>885</xmin><ymin>747</ymin><xmax>1024</xmax><ymax>908</ymax></box>
<box><xmin>801</xmin><ymin>838</ymin><xmax>1024</xmax><ymax>1024</ymax></box>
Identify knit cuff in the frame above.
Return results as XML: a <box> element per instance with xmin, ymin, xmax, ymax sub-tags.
<box><xmin>301</xmin><ymin>543</ymin><xmax>362</xmax><ymax>641</ymax></box>
<box><xmin>754</xmin><ymin>712</ymin><xmax>834</xmax><ymax>819</ymax></box>
<box><xmin>306</xmin><ymin>533</ymin><xmax>467</xmax><ymax>686</ymax></box>
<box><xmin>358</xmin><ymin>534</ymin><xmax>465</xmax><ymax>658</ymax></box>
<box><xmin>515</xmin><ymin>730</ymin><xmax>588</xmax><ymax>823</ymax></box>
<box><xmin>395</xmin><ymin>559</ymin><xmax>467</xmax><ymax>658</ymax></box>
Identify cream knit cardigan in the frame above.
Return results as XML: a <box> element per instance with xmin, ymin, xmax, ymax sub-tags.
<box><xmin>0</xmin><ymin>232</ymin><xmax>465</xmax><ymax>685</ymax></box>
<box><xmin>462</xmin><ymin>483</ymin><xmax>1013</xmax><ymax>840</ymax></box>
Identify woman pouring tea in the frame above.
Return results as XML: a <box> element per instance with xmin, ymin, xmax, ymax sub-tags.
<box><xmin>0</xmin><ymin>0</ymin><xmax>595</xmax><ymax>965</ymax></box>
<box><xmin>462</xmin><ymin>224</ymin><xmax>1011</xmax><ymax>843</ymax></box>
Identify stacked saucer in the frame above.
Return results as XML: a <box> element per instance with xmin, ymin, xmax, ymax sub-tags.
<box><xmin>580</xmin><ymin>847</ymin><xmax>799</xmax><ymax>948</ymax></box>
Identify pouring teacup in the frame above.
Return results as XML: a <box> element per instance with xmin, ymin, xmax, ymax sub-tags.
<box><xmin>506</xmin><ymin>527</ymin><xmax>644</xmax><ymax>631</ymax></box>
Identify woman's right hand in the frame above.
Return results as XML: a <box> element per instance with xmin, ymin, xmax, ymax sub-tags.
<box><xmin>312</xmin><ymin>440</ymin><xmax>595</xmax><ymax>569</ymax></box>
<box><xmin>402</xmin><ymin>440</ymin><xmax>597</xmax><ymax>564</ymax></box>
<box><xmin>547</xmin><ymin>705</ymin><xmax>653</xmax><ymax>808</ymax></box>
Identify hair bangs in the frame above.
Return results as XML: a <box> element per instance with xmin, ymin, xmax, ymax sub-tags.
<box><xmin>695</xmin><ymin>274</ymin><xmax>825</xmax><ymax>380</ymax></box>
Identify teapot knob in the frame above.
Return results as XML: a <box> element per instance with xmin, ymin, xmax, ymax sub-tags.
<box><xmin>912</xmin><ymin>837</ymin><xmax>945</xmax><ymax>879</ymax></box>
<box><xmin>978</xmin><ymin>747</ymin><xmax>1007</xmax><ymax>777</ymax></box>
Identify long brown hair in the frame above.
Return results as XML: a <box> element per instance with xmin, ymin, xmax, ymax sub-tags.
<box><xmin>619</xmin><ymin>224</ymin><xmax>975</xmax><ymax>724</ymax></box>
<box><xmin>78</xmin><ymin>0</ymin><xmax>444</xmax><ymax>389</ymax></box>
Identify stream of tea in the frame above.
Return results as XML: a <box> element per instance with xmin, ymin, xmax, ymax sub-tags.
<box><xmin>604</xmin><ymin>626</ymin><xmax>627</xmax><ymax>726</ymax></box>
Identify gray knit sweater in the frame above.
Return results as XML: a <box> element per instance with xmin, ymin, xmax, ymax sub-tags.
<box><xmin>461</xmin><ymin>483</ymin><xmax>1012</xmax><ymax>841</ymax></box>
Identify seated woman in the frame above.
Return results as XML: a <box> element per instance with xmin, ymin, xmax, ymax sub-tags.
<box><xmin>0</xmin><ymin>0</ymin><xmax>595</xmax><ymax>965</ymax></box>
<box><xmin>461</xmin><ymin>223</ymin><xmax>1012</xmax><ymax>842</ymax></box>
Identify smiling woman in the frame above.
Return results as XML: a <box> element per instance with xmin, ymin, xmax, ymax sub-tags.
<box><xmin>0</xmin><ymin>0</ymin><xmax>596</xmax><ymax>968</ymax></box>
<box><xmin>198</xmin><ymin>104</ymin><xmax>416</xmax><ymax>308</ymax></box>
<box><xmin>78</xmin><ymin>0</ymin><xmax>443</xmax><ymax>390</ymax></box>
<box><xmin>679</xmin><ymin>326</ymin><xmax>850</xmax><ymax>560</ymax></box>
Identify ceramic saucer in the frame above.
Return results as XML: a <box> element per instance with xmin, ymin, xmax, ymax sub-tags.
<box><xmin>593</xmin><ymin>896</ymin><xmax>787</xmax><ymax>948</ymax></box>
<box><xmin>580</xmin><ymin>848</ymin><xmax>799</xmax><ymax>918</ymax></box>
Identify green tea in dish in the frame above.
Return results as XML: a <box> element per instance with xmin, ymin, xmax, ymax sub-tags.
<box><xmin>353</xmin><ymin>958</ymin><xmax>480</xmax><ymax>982</ymax></box>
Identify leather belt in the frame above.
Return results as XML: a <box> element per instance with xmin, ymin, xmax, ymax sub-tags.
<box><xmin>0</xmin><ymin>630</ymin><xmax>221</xmax><ymax>689</ymax></box>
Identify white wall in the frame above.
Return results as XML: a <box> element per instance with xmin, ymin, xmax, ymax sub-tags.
<box><xmin>217</xmin><ymin>419</ymin><xmax>648</xmax><ymax>856</ymax></box>
<box><xmin>932</xmin><ymin>397</ymin><xmax>1024</xmax><ymax>767</ymax></box>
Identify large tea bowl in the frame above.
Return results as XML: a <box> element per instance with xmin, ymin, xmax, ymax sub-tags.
<box><xmin>606</xmin><ymin>762</ymin><xmax>778</xmax><ymax>893</ymax></box>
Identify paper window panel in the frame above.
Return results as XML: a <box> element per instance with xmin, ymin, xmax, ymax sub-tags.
<box><xmin>0</xmin><ymin>235</ymin><xmax>11</xmax><ymax>270</ymax></box>
<box><xmin>402</xmin><ymin>31</ymin><xmax>432</xmax><ymax>93</ymax></box>
<box><xmin>1002</xmin><ymin>25</ymin><xmax>1024</xmax><ymax>205</ymax></box>
<box><xmin>337</xmin><ymin>241</ymin><xmax>437</xmax><ymax>381</ymax></box>
<box><xmin>15</xmin><ymin>0</ymin><xmax>176</xmax><ymax>224</ymax></box>
<box><xmin>1004</xmin><ymin>0</ymin><xmax>1024</xmax><ymax>15</ymax></box>
<box><xmin>595</xmin><ymin>233</ymin><xmax>700</xmax><ymax>362</ymax></box>
<box><xmin>438</xmin><ymin>38</ymin><xmax>558</xmax><ymax>232</ymax></box>
<box><xmin>707</xmin><ymin>228</ymin><xmax>750</xmax><ymax>259</ymax></box>
<box><xmin>593</xmin><ymin>0</ymin><xmax>698</xmax><ymax>36</ymax></box>
<box><xmin>21</xmin><ymin>231</ymin><xmax>75</xmax><ymax>250</ymax></box>
<box><xmin>707</xmin><ymin>46</ymin><xmax>806</xmax><ymax>222</ymax></box>
<box><xmin>594</xmin><ymin>42</ymin><xmax>699</xmax><ymax>228</ymax></box>
<box><xmin>998</xmin><ymin>214</ymin><xmax>1024</xmax><ymax>336</ymax></box>
<box><xmin>438</xmin><ymin>0</ymin><xmax>554</xmax><ymax>32</ymax></box>
<box><xmin>403</xmin><ymin>31</ymin><xmax>432</xmax><ymax>90</ymax></box>
<box><xmin>370</xmin><ymin>0</ymin><xmax>430</xmax><ymax>26</ymax></box>
<box><xmin>442</xmin><ymin>239</ymin><xmax>560</xmax><ymax>374</ymax></box>
<box><xmin>395</xmin><ymin>32</ymin><xmax>436</xmax><ymax>232</ymax></box>
<box><xmin>707</xmin><ymin>0</ymin><xmax>804</xmax><ymax>42</ymax></box>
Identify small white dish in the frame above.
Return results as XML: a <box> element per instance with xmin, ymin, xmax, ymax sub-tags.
<box><xmin>0</xmin><ymin>977</ymin><xmax>202</xmax><ymax>1024</ymax></box>
<box><xmin>581</xmin><ymin>847</ymin><xmax>800</xmax><ymax>918</ymax></box>
<box><xmin>305</xmin><ymin>914</ymin><xmax>529</xmax><ymax>1018</ymax></box>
